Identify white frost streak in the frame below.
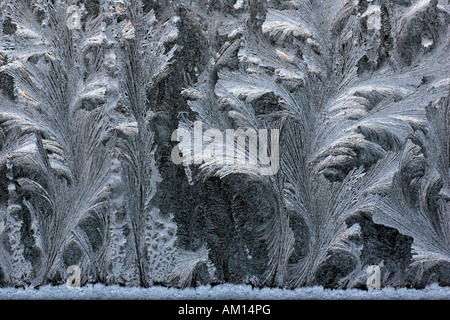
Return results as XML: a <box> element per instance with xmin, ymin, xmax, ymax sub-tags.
<box><xmin>0</xmin><ymin>284</ymin><xmax>448</xmax><ymax>300</ymax></box>
<box><xmin>233</xmin><ymin>0</ymin><xmax>244</xmax><ymax>10</ymax></box>
<box><xmin>362</xmin><ymin>5</ymin><xmax>381</xmax><ymax>31</ymax></box>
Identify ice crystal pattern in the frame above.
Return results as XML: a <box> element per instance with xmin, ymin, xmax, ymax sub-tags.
<box><xmin>0</xmin><ymin>0</ymin><xmax>448</xmax><ymax>289</ymax></box>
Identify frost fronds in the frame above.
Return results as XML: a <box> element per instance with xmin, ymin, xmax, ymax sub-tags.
<box><xmin>370</xmin><ymin>95</ymin><xmax>450</xmax><ymax>268</ymax></box>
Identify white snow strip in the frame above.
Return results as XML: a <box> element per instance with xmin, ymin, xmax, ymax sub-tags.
<box><xmin>0</xmin><ymin>284</ymin><xmax>448</xmax><ymax>300</ymax></box>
